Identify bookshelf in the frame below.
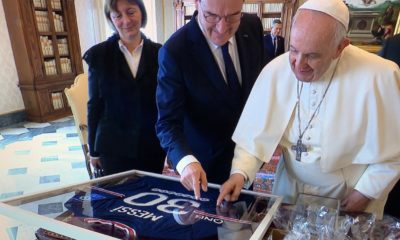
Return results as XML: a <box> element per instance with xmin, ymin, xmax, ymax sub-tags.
<box><xmin>241</xmin><ymin>0</ymin><xmax>298</xmax><ymax>50</ymax></box>
<box><xmin>173</xmin><ymin>0</ymin><xmax>298</xmax><ymax>48</ymax></box>
<box><xmin>2</xmin><ymin>0</ymin><xmax>83</xmax><ymax>122</ymax></box>
<box><xmin>242</xmin><ymin>2</ymin><xmax>284</xmax><ymax>31</ymax></box>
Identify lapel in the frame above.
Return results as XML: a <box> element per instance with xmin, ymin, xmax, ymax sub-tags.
<box><xmin>135</xmin><ymin>38</ymin><xmax>148</xmax><ymax>81</ymax></box>
<box><xmin>109</xmin><ymin>36</ymin><xmax>135</xmax><ymax>86</ymax></box>
<box><xmin>278</xmin><ymin>36</ymin><xmax>284</xmax><ymax>53</ymax></box>
<box><xmin>187</xmin><ymin>13</ymin><xmax>240</xmax><ymax>109</ymax></box>
<box><xmin>235</xmin><ymin>24</ymin><xmax>253</xmax><ymax>101</ymax></box>
<box><xmin>135</xmin><ymin>34</ymin><xmax>150</xmax><ymax>81</ymax></box>
<box><xmin>265</xmin><ymin>34</ymin><xmax>274</xmax><ymax>53</ymax></box>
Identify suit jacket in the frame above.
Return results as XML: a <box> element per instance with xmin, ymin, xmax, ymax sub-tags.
<box><xmin>156</xmin><ymin>12</ymin><xmax>265</xmax><ymax>184</ymax></box>
<box><xmin>264</xmin><ymin>33</ymin><xmax>285</xmax><ymax>64</ymax></box>
<box><xmin>84</xmin><ymin>33</ymin><xmax>165</xmax><ymax>173</ymax></box>
<box><xmin>379</xmin><ymin>33</ymin><xmax>400</xmax><ymax>67</ymax></box>
<box><xmin>379</xmin><ymin>33</ymin><xmax>400</xmax><ymax>218</ymax></box>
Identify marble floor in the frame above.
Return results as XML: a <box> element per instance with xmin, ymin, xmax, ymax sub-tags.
<box><xmin>0</xmin><ymin>116</ymin><xmax>90</xmax><ymax>240</ymax></box>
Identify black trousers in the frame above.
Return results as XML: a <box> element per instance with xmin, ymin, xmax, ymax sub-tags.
<box><xmin>99</xmin><ymin>153</ymin><xmax>164</xmax><ymax>176</ymax></box>
<box><xmin>384</xmin><ymin>180</ymin><xmax>400</xmax><ymax>218</ymax></box>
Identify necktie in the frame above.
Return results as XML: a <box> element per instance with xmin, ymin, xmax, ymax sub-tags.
<box><xmin>221</xmin><ymin>43</ymin><xmax>242</xmax><ymax>101</ymax></box>
<box><xmin>274</xmin><ymin>37</ymin><xmax>278</xmax><ymax>56</ymax></box>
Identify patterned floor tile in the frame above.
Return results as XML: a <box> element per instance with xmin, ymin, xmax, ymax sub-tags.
<box><xmin>38</xmin><ymin>202</ymin><xmax>64</xmax><ymax>215</ymax></box>
<box><xmin>39</xmin><ymin>175</ymin><xmax>61</xmax><ymax>184</ymax></box>
<box><xmin>61</xmin><ymin>171</ymin><xmax>89</xmax><ymax>184</ymax></box>
<box><xmin>0</xmin><ymin>128</ymin><xmax>29</xmax><ymax>136</ymax></box>
<box><xmin>13</xmin><ymin>150</ymin><xmax>31</xmax><ymax>155</ymax></box>
<box><xmin>23</xmin><ymin>122</ymin><xmax>51</xmax><ymax>129</ymax></box>
<box><xmin>66</xmin><ymin>133</ymin><xmax>78</xmax><ymax>138</ymax></box>
<box><xmin>71</xmin><ymin>161</ymin><xmax>86</xmax><ymax>169</ymax></box>
<box><xmin>32</xmin><ymin>133</ymin><xmax>64</xmax><ymax>142</ymax></box>
<box><xmin>56</xmin><ymin>126</ymin><xmax>78</xmax><ymax>135</ymax></box>
<box><xmin>41</xmin><ymin>141</ymin><xmax>58</xmax><ymax>146</ymax></box>
<box><xmin>40</xmin><ymin>156</ymin><xmax>59</xmax><ymax>162</ymax></box>
<box><xmin>7</xmin><ymin>168</ymin><xmax>27</xmax><ymax>175</ymax></box>
<box><xmin>0</xmin><ymin>191</ymin><xmax>24</xmax><ymax>200</ymax></box>
<box><xmin>68</xmin><ymin>146</ymin><xmax>81</xmax><ymax>151</ymax></box>
<box><xmin>50</xmin><ymin>116</ymin><xmax>72</xmax><ymax>123</ymax></box>
<box><xmin>4</xmin><ymin>141</ymin><xmax>36</xmax><ymax>151</ymax></box>
<box><xmin>0</xmin><ymin>116</ymin><xmax>91</xmax><ymax>238</ymax></box>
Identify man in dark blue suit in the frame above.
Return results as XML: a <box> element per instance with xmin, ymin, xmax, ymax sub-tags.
<box><xmin>264</xmin><ymin>19</ymin><xmax>285</xmax><ymax>64</ymax></box>
<box><xmin>379</xmin><ymin>33</ymin><xmax>400</xmax><ymax>67</ymax></box>
<box><xmin>156</xmin><ymin>0</ymin><xmax>265</xmax><ymax>199</ymax></box>
<box><xmin>379</xmin><ymin>33</ymin><xmax>400</xmax><ymax>218</ymax></box>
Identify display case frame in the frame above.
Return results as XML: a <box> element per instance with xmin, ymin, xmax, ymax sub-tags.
<box><xmin>0</xmin><ymin>170</ymin><xmax>282</xmax><ymax>240</ymax></box>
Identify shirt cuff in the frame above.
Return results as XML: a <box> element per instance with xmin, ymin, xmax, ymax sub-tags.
<box><xmin>230</xmin><ymin>170</ymin><xmax>248</xmax><ymax>184</ymax></box>
<box><xmin>176</xmin><ymin>155</ymin><xmax>199</xmax><ymax>175</ymax></box>
<box><xmin>231</xmin><ymin>145</ymin><xmax>264</xmax><ymax>189</ymax></box>
<box><xmin>354</xmin><ymin>161</ymin><xmax>400</xmax><ymax>200</ymax></box>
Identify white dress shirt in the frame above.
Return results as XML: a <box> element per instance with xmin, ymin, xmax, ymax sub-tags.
<box><xmin>118</xmin><ymin>39</ymin><xmax>144</xmax><ymax>78</ymax></box>
<box><xmin>176</xmin><ymin>17</ymin><xmax>243</xmax><ymax>175</ymax></box>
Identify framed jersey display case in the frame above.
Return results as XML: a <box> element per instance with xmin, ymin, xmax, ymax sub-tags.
<box><xmin>0</xmin><ymin>170</ymin><xmax>282</xmax><ymax>240</ymax></box>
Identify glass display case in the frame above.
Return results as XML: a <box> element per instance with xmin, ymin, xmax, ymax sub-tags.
<box><xmin>0</xmin><ymin>170</ymin><xmax>282</xmax><ymax>240</ymax></box>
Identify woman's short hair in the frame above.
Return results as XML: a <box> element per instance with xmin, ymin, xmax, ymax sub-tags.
<box><xmin>104</xmin><ymin>0</ymin><xmax>147</xmax><ymax>31</ymax></box>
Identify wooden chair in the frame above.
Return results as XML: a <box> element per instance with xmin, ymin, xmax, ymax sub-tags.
<box><xmin>64</xmin><ymin>73</ymin><xmax>94</xmax><ymax>179</ymax></box>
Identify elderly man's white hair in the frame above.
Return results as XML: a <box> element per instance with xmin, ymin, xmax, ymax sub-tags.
<box><xmin>299</xmin><ymin>0</ymin><xmax>350</xmax><ymax>31</ymax></box>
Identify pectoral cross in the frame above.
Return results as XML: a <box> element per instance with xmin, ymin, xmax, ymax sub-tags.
<box><xmin>291</xmin><ymin>139</ymin><xmax>307</xmax><ymax>161</ymax></box>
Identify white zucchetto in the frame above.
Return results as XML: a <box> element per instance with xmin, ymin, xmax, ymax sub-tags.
<box><xmin>299</xmin><ymin>0</ymin><xmax>350</xmax><ymax>31</ymax></box>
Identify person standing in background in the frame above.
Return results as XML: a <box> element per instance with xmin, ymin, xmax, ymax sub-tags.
<box><xmin>85</xmin><ymin>0</ymin><xmax>165</xmax><ymax>176</ymax></box>
<box><xmin>218</xmin><ymin>0</ymin><xmax>400</xmax><ymax>219</ymax></box>
<box><xmin>379</xmin><ymin>33</ymin><xmax>400</xmax><ymax>218</ymax></box>
<box><xmin>156</xmin><ymin>0</ymin><xmax>265</xmax><ymax>199</ymax></box>
<box><xmin>379</xmin><ymin>33</ymin><xmax>400</xmax><ymax>67</ymax></box>
<box><xmin>264</xmin><ymin>19</ymin><xmax>285</xmax><ymax>64</ymax></box>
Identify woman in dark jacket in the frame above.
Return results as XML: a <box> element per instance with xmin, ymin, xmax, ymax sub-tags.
<box><xmin>84</xmin><ymin>0</ymin><xmax>165</xmax><ymax>175</ymax></box>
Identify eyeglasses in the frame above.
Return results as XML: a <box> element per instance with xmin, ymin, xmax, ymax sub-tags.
<box><xmin>200</xmin><ymin>4</ymin><xmax>243</xmax><ymax>24</ymax></box>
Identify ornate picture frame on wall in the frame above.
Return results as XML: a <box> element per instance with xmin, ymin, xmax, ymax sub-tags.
<box><xmin>395</xmin><ymin>9</ymin><xmax>400</xmax><ymax>34</ymax></box>
<box><xmin>345</xmin><ymin>0</ymin><xmax>400</xmax><ymax>53</ymax></box>
<box><xmin>348</xmin><ymin>11</ymin><xmax>380</xmax><ymax>40</ymax></box>
<box><xmin>346</xmin><ymin>0</ymin><xmax>400</xmax><ymax>43</ymax></box>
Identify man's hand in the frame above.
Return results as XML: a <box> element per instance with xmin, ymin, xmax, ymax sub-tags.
<box><xmin>180</xmin><ymin>162</ymin><xmax>208</xmax><ymax>200</ymax></box>
<box><xmin>89</xmin><ymin>156</ymin><xmax>102</xmax><ymax>170</ymax></box>
<box><xmin>216</xmin><ymin>173</ymin><xmax>245</xmax><ymax>206</ymax></box>
<box><xmin>341</xmin><ymin>189</ymin><xmax>371</xmax><ymax>212</ymax></box>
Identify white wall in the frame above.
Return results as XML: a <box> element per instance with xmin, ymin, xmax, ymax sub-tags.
<box><xmin>161</xmin><ymin>0</ymin><xmax>175</xmax><ymax>43</ymax></box>
<box><xmin>75</xmin><ymin>0</ymin><xmax>101</xmax><ymax>72</ymax></box>
<box><xmin>143</xmin><ymin>0</ymin><xmax>175</xmax><ymax>44</ymax></box>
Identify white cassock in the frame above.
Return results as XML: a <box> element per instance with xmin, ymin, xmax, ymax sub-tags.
<box><xmin>231</xmin><ymin>45</ymin><xmax>400</xmax><ymax>219</ymax></box>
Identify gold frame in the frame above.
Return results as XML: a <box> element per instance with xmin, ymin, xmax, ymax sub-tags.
<box><xmin>395</xmin><ymin>12</ymin><xmax>400</xmax><ymax>34</ymax></box>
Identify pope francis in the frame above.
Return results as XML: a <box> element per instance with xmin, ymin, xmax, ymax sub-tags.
<box><xmin>217</xmin><ymin>0</ymin><xmax>400</xmax><ymax>219</ymax></box>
